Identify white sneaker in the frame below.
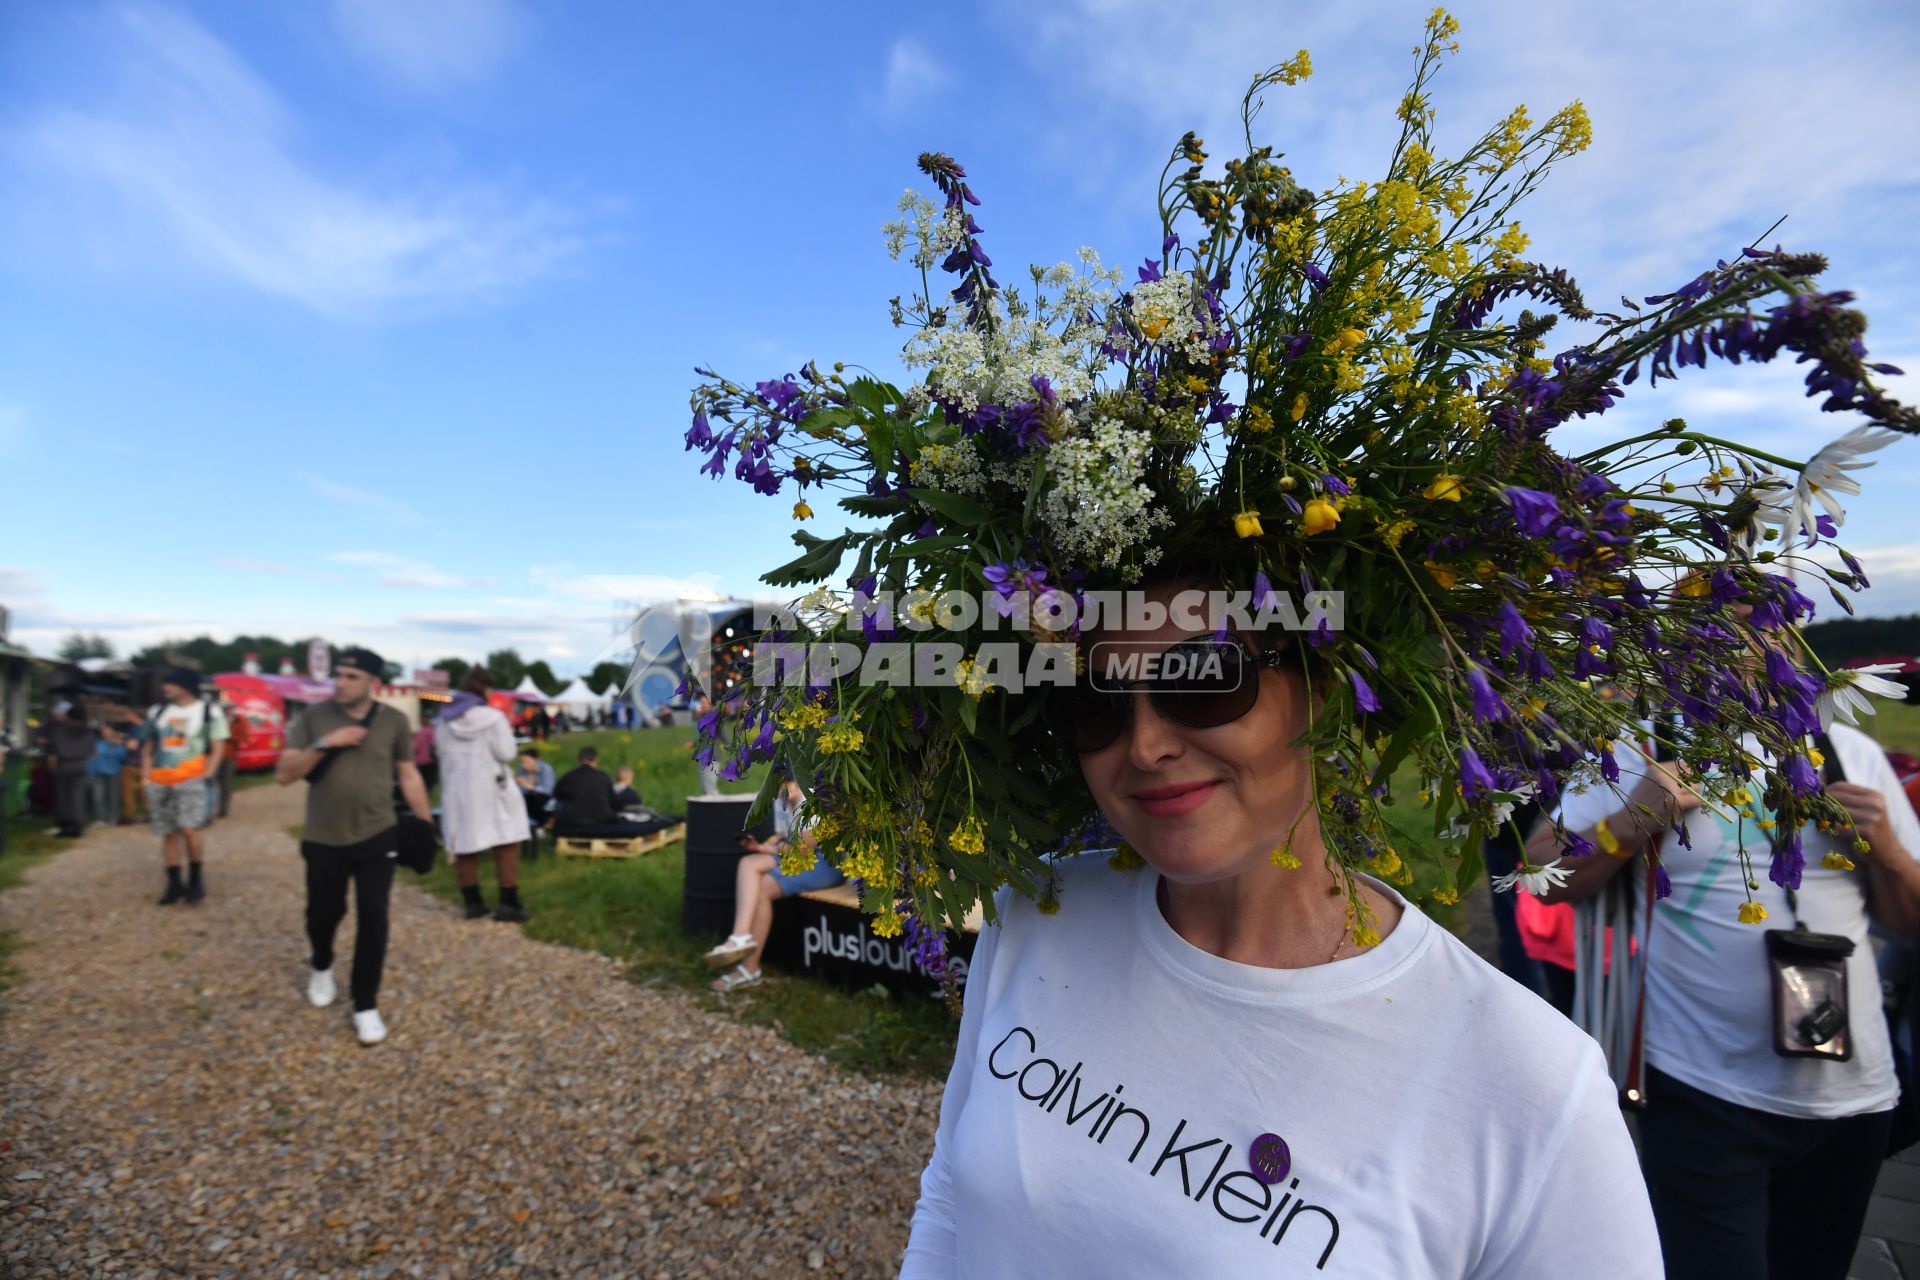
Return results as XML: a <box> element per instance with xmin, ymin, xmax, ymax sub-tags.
<box><xmin>702</xmin><ymin>934</ymin><xmax>757</xmax><ymax>968</ymax></box>
<box><xmin>306</xmin><ymin>967</ymin><xmax>337</xmax><ymax>1008</ymax></box>
<box><xmin>352</xmin><ymin>1009</ymin><xmax>387</xmax><ymax>1046</ymax></box>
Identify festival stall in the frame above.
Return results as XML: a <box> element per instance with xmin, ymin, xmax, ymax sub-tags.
<box><xmin>209</xmin><ymin>673</ymin><xmax>288</xmax><ymax>771</ymax></box>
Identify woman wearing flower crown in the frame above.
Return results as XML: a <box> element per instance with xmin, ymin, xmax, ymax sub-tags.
<box><xmin>683</xmin><ymin>12</ymin><xmax>1913</xmax><ymax>1275</ymax></box>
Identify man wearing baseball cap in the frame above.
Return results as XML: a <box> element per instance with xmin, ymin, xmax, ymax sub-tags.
<box><xmin>140</xmin><ymin>668</ymin><xmax>228</xmax><ymax>905</ymax></box>
<box><xmin>276</xmin><ymin>647</ymin><xmax>433</xmax><ymax>1046</ymax></box>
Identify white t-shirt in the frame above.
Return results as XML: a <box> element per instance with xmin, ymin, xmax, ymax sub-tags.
<box><xmin>1553</xmin><ymin>721</ymin><xmax>1920</xmax><ymax>1119</ymax></box>
<box><xmin>902</xmin><ymin>856</ymin><xmax>1660</xmax><ymax>1278</ymax></box>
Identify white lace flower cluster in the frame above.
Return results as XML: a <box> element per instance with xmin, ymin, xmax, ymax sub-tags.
<box><xmin>911</xmin><ymin>440</ymin><xmax>991</xmax><ymax>496</ymax></box>
<box><xmin>897</xmin><ymin>250</ymin><xmax>1121</xmax><ymax>419</ymax></box>
<box><xmin>1127</xmin><ymin>270</ymin><xmax>1220</xmax><ymax>362</ymax></box>
<box><xmin>1038</xmin><ymin>416</ymin><xmax>1172</xmax><ymax>570</ymax></box>
<box><xmin>881</xmin><ymin>190</ymin><xmax>970</xmax><ymax>271</ymax></box>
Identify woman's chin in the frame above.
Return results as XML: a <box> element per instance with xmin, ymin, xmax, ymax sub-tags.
<box><xmin>1121</xmin><ymin>823</ymin><xmax>1257</xmax><ymax>884</ymax></box>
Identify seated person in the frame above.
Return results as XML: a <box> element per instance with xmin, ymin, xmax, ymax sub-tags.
<box><xmin>704</xmin><ymin>779</ymin><xmax>844</xmax><ymax>992</ymax></box>
<box><xmin>515</xmin><ymin>748</ymin><xmax>555</xmax><ymax>824</ymax></box>
<box><xmin>612</xmin><ymin>765</ymin><xmax>641</xmax><ymax>810</ymax></box>
<box><xmin>551</xmin><ymin>747</ymin><xmax>647</xmax><ymax>838</ymax></box>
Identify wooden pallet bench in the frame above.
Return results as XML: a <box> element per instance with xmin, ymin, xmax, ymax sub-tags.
<box><xmin>798</xmin><ymin>882</ymin><xmax>985</xmax><ymax>934</ymax></box>
<box><xmin>555</xmin><ymin>822</ymin><xmax>686</xmax><ymax>859</ymax></box>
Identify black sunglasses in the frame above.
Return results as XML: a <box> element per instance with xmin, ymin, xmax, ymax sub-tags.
<box><xmin>1051</xmin><ymin>634</ymin><xmax>1290</xmax><ymax>755</ymax></box>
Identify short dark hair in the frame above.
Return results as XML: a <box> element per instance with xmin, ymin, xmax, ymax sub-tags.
<box><xmin>460</xmin><ymin>667</ymin><xmax>494</xmax><ymax>695</ymax></box>
<box><xmin>578</xmin><ymin>746</ymin><xmax>599</xmax><ymax>764</ymax></box>
<box><xmin>519</xmin><ymin>747</ymin><xmax>539</xmax><ymax>760</ymax></box>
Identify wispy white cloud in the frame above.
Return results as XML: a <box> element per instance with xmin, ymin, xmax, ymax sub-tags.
<box><xmin>327</xmin><ymin>550</ymin><xmax>493</xmax><ymax>590</ymax></box>
<box><xmin>301</xmin><ymin>473</ymin><xmax>427</xmax><ymax>525</ymax></box>
<box><xmin>883</xmin><ymin>38</ymin><xmax>952</xmax><ymax>112</ymax></box>
<box><xmin>332</xmin><ymin>0</ymin><xmax>523</xmax><ymax>91</ymax></box>
<box><xmin>18</xmin><ymin>3</ymin><xmax>585</xmax><ymax>315</ymax></box>
<box><xmin>0</xmin><ymin>565</ymin><xmax>47</xmax><ymax>604</ymax></box>
<box><xmin>527</xmin><ymin>564</ymin><xmax>726</xmax><ymax>605</ymax></box>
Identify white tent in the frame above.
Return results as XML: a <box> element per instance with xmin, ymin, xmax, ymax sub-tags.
<box><xmin>510</xmin><ymin>676</ymin><xmax>549</xmax><ymax>702</ymax></box>
<box><xmin>548</xmin><ymin>678</ymin><xmax>610</xmax><ymax>716</ymax></box>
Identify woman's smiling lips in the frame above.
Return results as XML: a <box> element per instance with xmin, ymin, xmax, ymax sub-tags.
<box><xmin>1130</xmin><ymin>779</ymin><xmax>1221</xmax><ymax>818</ymax></box>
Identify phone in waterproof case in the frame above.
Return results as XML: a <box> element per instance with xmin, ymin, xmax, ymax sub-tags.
<box><xmin>1765</xmin><ymin>927</ymin><xmax>1855</xmax><ymax>1061</ymax></box>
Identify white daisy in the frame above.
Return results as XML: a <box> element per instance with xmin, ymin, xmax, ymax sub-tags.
<box><xmin>1817</xmin><ymin>662</ymin><xmax>1909</xmax><ymax>729</ymax></box>
<box><xmin>1781</xmin><ymin>426</ymin><xmax>1901</xmax><ymax>538</ymax></box>
<box><xmin>1492</xmin><ymin>859</ymin><xmax>1574</xmax><ymax>898</ymax></box>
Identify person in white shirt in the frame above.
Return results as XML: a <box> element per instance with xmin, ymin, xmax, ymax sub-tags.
<box><xmin>901</xmin><ymin>579</ymin><xmax>1662</xmax><ymax>1278</ymax></box>
<box><xmin>1533</xmin><ymin>719</ymin><xmax>1920</xmax><ymax>1279</ymax></box>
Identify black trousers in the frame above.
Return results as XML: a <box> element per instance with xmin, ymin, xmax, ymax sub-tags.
<box><xmin>1641</xmin><ymin>1066</ymin><xmax>1893</xmax><ymax>1280</ymax></box>
<box><xmin>54</xmin><ymin>768</ymin><xmax>88</xmax><ymax>833</ymax></box>
<box><xmin>301</xmin><ymin>830</ymin><xmax>397</xmax><ymax>1012</ymax></box>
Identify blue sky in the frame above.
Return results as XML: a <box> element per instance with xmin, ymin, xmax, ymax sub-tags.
<box><xmin>2</xmin><ymin>0</ymin><xmax>1917</xmax><ymax>676</ymax></box>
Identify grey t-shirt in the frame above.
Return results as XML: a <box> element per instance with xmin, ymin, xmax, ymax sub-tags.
<box><xmin>286</xmin><ymin>701</ymin><xmax>412</xmax><ymax>847</ymax></box>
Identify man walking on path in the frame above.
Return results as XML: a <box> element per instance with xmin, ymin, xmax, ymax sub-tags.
<box><xmin>276</xmin><ymin>648</ymin><xmax>432</xmax><ymax>1047</ymax></box>
<box><xmin>140</xmin><ymin>671</ymin><xmax>226</xmax><ymax>902</ymax></box>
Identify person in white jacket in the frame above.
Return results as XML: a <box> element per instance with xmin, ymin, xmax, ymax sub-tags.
<box><xmin>434</xmin><ymin>669</ymin><xmax>531</xmax><ymax>923</ymax></box>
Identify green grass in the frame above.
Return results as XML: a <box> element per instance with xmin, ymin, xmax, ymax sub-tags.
<box><xmin>416</xmin><ymin>726</ymin><xmax>964</xmax><ymax>1078</ymax></box>
<box><xmin>0</xmin><ymin>810</ymin><xmax>69</xmax><ymax>1006</ymax></box>
<box><xmin>1862</xmin><ymin>698</ymin><xmax>1920</xmax><ymax>758</ymax></box>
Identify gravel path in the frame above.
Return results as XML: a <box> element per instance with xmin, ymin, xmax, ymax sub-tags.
<box><xmin>0</xmin><ymin>783</ymin><xmax>939</xmax><ymax>1279</ymax></box>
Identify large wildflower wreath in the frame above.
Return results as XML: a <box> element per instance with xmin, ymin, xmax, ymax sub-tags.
<box><xmin>684</xmin><ymin>10</ymin><xmax>1915</xmax><ymax>948</ymax></box>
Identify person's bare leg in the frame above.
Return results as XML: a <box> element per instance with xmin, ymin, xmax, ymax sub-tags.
<box><xmin>745</xmin><ymin>880</ymin><xmax>782</xmax><ymax>973</ymax></box>
<box><xmin>729</xmin><ymin>854</ymin><xmax>776</xmax><ymax>937</ymax></box>
<box><xmin>493</xmin><ymin>842</ymin><xmax>520</xmax><ymax>890</ymax></box>
<box><xmin>163</xmin><ymin>831</ymin><xmax>184</xmax><ymax>868</ymax></box>
<box><xmin>455</xmin><ymin>854</ymin><xmax>479</xmax><ymax>889</ymax></box>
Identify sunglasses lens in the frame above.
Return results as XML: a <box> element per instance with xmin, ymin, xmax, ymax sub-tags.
<box><xmin>1053</xmin><ymin>684</ymin><xmax>1128</xmax><ymax>754</ymax></box>
<box><xmin>1153</xmin><ymin>639</ymin><xmax>1257</xmax><ymax>729</ymax></box>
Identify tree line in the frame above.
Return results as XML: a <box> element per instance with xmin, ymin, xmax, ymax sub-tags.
<box><xmin>59</xmin><ymin>633</ymin><xmax>629</xmax><ymax>697</ymax></box>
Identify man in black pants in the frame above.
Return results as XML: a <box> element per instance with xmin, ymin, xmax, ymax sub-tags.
<box><xmin>276</xmin><ymin>648</ymin><xmax>431</xmax><ymax>1047</ymax></box>
<box><xmin>552</xmin><ymin>747</ymin><xmax>647</xmax><ymax>839</ymax></box>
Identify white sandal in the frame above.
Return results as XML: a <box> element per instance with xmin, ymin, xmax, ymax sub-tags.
<box><xmin>710</xmin><ymin>964</ymin><xmax>762</xmax><ymax>993</ymax></box>
<box><xmin>702</xmin><ymin>934</ymin><xmax>757</xmax><ymax>968</ymax></box>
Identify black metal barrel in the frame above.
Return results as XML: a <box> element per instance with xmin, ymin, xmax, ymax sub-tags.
<box><xmin>679</xmin><ymin>794</ymin><xmax>775</xmax><ymax>935</ymax></box>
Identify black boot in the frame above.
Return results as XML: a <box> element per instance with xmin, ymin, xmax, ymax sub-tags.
<box><xmin>185</xmin><ymin>861</ymin><xmax>205</xmax><ymax>904</ymax></box>
<box><xmin>492</xmin><ymin>886</ymin><xmax>528</xmax><ymax>924</ymax></box>
<box><xmin>158</xmin><ymin>866</ymin><xmax>186</xmax><ymax>906</ymax></box>
<box><xmin>461</xmin><ymin>884</ymin><xmax>489</xmax><ymax>920</ymax></box>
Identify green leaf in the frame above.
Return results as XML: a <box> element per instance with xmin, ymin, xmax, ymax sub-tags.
<box><xmin>1452</xmin><ymin>838</ymin><xmax>1485</xmax><ymax>898</ymax></box>
<box><xmin>1368</xmin><ymin>699</ymin><xmax>1436</xmax><ymax>790</ymax></box>
<box><xmin>847</xmin><ymin>378</ymin><xmax>894</xmax><ymax>416</ymax></box>
<box><xmin>763</xmin><ymin>530</ymin><xmax>853</xmax><ymax>587</ymax></box>
<box><xmin>1021</xmin><ymin>455</ymin><xmax>1047</xmax><ymax>533</ymax></box>
<box><xmin>910</xmin><ymin>487</ymin><xmax>992</xmax><ymax>526</ymax></box>
<box><xmin>958</xmin><ymin>694</ymin><xmax>978</xmax><ymax>734</ymax></box>
<box><xmin>866</xmin><ymin>420</ymin><xmax>896</xmax><ymax>481</ymax></box>
<box><xmin>840</xmin><ymin>493</ymin><xmax>912</xmax><ymax>518</ymax></box>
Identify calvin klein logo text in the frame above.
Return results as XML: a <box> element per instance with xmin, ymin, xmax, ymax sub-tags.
<box><xmin>988</xmin><ymin>1025</ymin><xmax>1340</xmax><ymax>1268</ymax></box>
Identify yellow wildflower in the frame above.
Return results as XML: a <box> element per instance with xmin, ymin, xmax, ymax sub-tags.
<box><xmin>1234</xmin><ymin>510</ymin><xmax>1264</xmax><ymax>538</ymax></box>
<box><xmin>1241</xmin><ymin>404</ymin><xmax>1275</xmax><ymax>434</ymax></box>
<box><xmin>1373</xmin><ymin>848</ymin><xmax>1404</xmax><ymax>877</ymax></box>
<box><xmin>1274</xmin><ymin>49</ymin><xmax>1312</xmax><ymax>85</ymax></box>
<box><xmin>1107</xmin><ymin>844</ymin><xmax>1145</xmax><ymax>871</ymax></box>
<box><xmin>1807</xmin><ymin>745</ymin><xmax>1825</xmax><ymax>769</ymax></box>
<box><xmin>1290</xmin><ymin>392</ymin><xmax>1309</xmax><ymax>422</ymax></box>
<box><xmin>1326</xmin><ymin>327</ymin><xmax>1366</xmax><ymax>355</ymax></box>
<box><xmin>1382</xmin><ymin>517</ymin><xmax>1416</xmax><ymax>549</ymax></box>
<box><xmin>1269</xmin><ymin>845</ymin><xmax>1302</xmax><ymax>870</ymax></box>
<box><xmin>1302</xmin><ymin>498</ymin><xmax>1341</xmax><ymax>535</ymax></box>
<box><xmin>1424</xmin><ymin>561</ymin><xmax>1459</xmax><ymax>589</ymax></box>
<box><xmin>1036</xmin><ymin>890</ymin><xmax>1062</xmax><ymax>916</ymax></box>
<box><xmin>870</xmin><ymin>910</ymin><xmax>904</xmax><ymax>938</ymax></box>
<box><xmin>1423</xmin><ymin>474</ymin><xmax>1465</xmax><ymax>502</ymax></box>
<box><xmin>792</xmin><ymin>500</ymin><xmax>813</xmax><ymax>520</ymax></box>
<box><xmin>1350</xmin><ymin>922</ymin><xmax>1382</xmax><ymax>949</ymax></box>
<box><xmin>1738</xmin><ymin>901</ymin><xmax>1769</xmax><ymax>925</ymax></box>
<box><xmin>779</xmin><ymin>703</ymin><xmax>829</xmax><ymax>731</ymax></box>
<box><xmin>948</xmin><ymin>816</ymin><xmax>987</xmax><ymax>857</ymax></box>
<box><xmin>817</xmin><ymin>723</ymin><xmax>865</xmax><ymax>754</ymax></box>
<box><xmin>1822</xmin><ymin>851</ymin><xmax>1856</xmax><ymax>872</ymax></box>
<box><xmin>780</xmin><ymin>843</ymin><xmax>817</xmax><ymax>875</ymax></box>
<box><xmin>1431</xmin><ymin>885</ymin><xmax>1459</xmax><ymax>906</ymax></box>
